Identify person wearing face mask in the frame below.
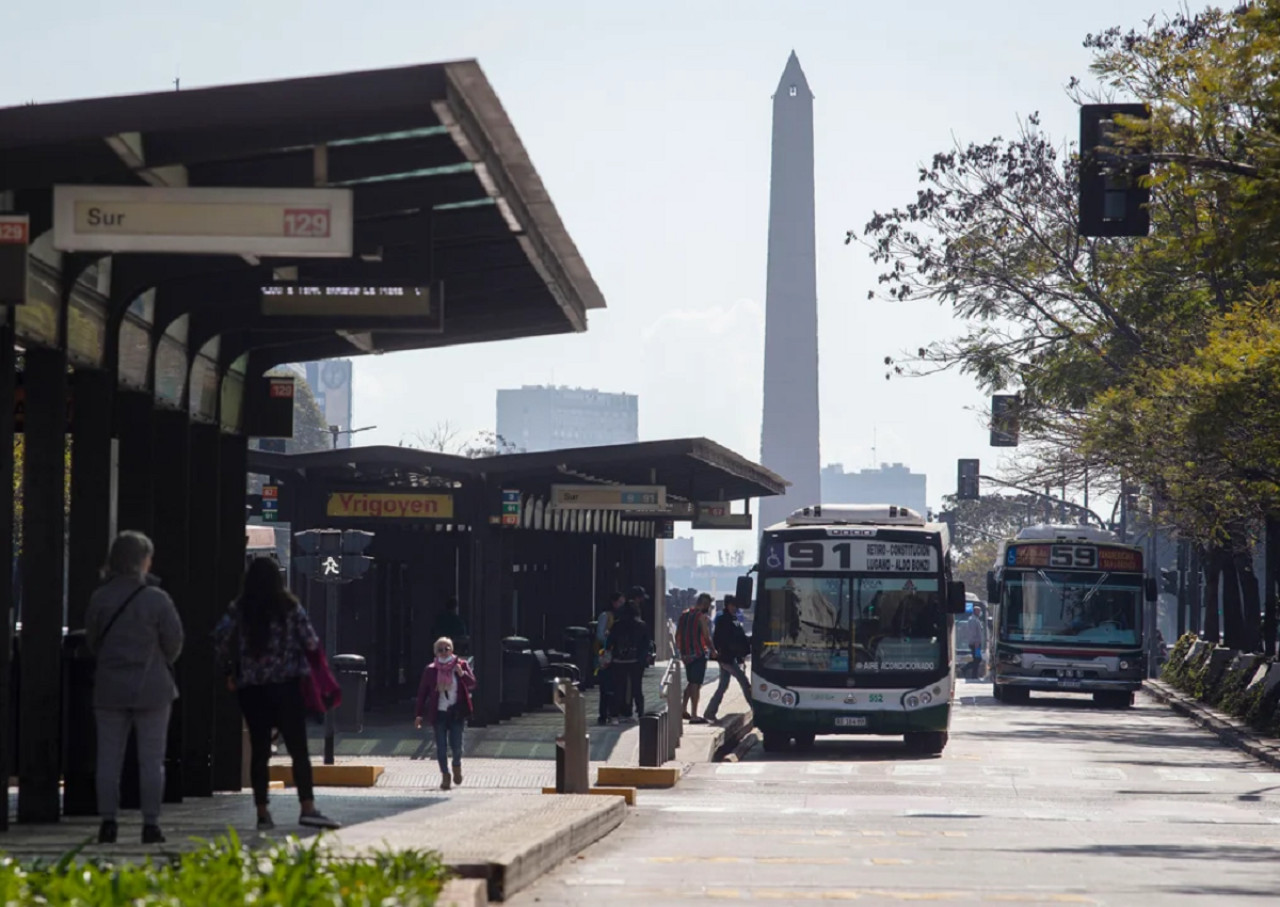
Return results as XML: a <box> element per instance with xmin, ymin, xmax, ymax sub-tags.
<box><xmin>414</xmin><ymin>637</ymin><xmax>477</xmax><ymax>790</ymax></box>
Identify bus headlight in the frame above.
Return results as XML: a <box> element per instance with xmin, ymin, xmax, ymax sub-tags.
<box><xmin>1119</xmin><ymin>660</ymin><xmax>1129</xmax><ymax>670</ymax></box>
<box><xmin>920</xmin><ymin>691</ymin><xmax>933</xmax><ymax>705</ymax></box>
<box><xmin>906</xmin><ymin>695</ymin><xmax>919</xmax><ymax>708</ymax></box>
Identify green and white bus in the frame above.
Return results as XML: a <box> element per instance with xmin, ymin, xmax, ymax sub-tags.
<box><xmin>737</xmin><ymin>504</ymin><xmax>968</xmax><ymax>755</ymax></box>
<box><xmin>986</xmin><ymin>525</ymin><xmax>1157</xmax><ymax>708</ymax></box>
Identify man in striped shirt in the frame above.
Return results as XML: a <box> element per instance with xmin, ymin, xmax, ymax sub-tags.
<box><xmin>675</xmin><ymin>593</ymin><xmax>717</xmax><ymax>723</ymax></box>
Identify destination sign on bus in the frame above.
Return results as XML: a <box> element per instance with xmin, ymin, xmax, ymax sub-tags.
<box><xmin>1007</xmin><ymin>544</ymin><xmax>1142</xmax><ymax>572</ymax></box>
<box><xmin>765</xmin><ymin>539</ymin><xmax>938</xmax><ymax>573</ymax></box>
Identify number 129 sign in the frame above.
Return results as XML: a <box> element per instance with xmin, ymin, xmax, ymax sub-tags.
<box><xmin>283</xmin><ymin>208</ymin><xmax>330</xmax><ymax>238</ymax></box>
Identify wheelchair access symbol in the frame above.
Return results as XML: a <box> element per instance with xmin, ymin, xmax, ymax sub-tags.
<box><xmin>765</xmin><ymin>543</ymin><xmax>783</xmax><ymax>570</ymax></box>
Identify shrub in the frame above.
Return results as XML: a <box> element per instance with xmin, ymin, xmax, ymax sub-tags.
<box><xmin>1245</xmin><ymin>674</ymin><xmax>1280</xmax><ymax>738</ymax></box>
<box><xmin>1161</xmin><ymin>633</ymin><xmax>1198</xmax><ymax>688</ymax></box>
<box><xmin>0</xmin><ymin>831</ymin><xmax>449</xmax><ymax>906</ymax></box>
<box><xmin>1215</xmin><ymin>659</ymin><xmax>1262</xmax><ymax>715</ymax></box>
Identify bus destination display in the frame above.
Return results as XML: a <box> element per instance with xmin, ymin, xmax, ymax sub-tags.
<box><xmin>1006</xmin><ymin>544</ymin><xmax>1142</xmax><ymax>572</ymax></box>
<box><xmin>764</xmin><ymin>539</ymin><xmax>938</xmax><ymax>573</ymax></box>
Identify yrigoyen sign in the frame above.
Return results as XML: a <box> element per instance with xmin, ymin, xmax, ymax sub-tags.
<box><xmin>53</xmin><ymin>185</ymin><xmax>353</xmax><ymax>257</ymax></box>
<box><xmin>550</xmin><ymin>484</ymin><xmax>667</xmax><ymax>512</ymax></box>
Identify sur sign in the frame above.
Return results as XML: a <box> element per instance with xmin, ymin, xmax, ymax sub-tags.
<box><xmin>550</xmin><ymin>484</ymin><xmax>667</xmax><ymax>512</ymax></box>
<box><xmin>52</xmin><ymin>185</ymin><xmax>353</xmax><ymax>257</ymax></box>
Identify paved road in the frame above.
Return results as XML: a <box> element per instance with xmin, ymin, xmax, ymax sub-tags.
<box><xmin>510</xmin><ymin>682</ymin><xmax>1280</xmax><ymax>905</ymax></box>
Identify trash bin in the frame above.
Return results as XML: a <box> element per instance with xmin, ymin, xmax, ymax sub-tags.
<box><xmin>332</xmin><ymin>654</ymin><xmax>368</xmax><ymax>733</ymax></box>
<box><xmin>563</xmin><ymin>626</ymin><xmax>594</xmax><ymax>689</ymax></box>
<box><xmin>62</xmin><ymin>630</ymin><xmax>98</xmax><ymax>815</ymax></box>
<box><xmin>501</xmin><ymin>637</ymin><xmax>533</xmax><ymax>718</ymax></box>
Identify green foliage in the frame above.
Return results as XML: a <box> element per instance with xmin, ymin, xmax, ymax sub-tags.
<box><xmin>1245</xmin><ymin>672</ymin><xmax>1280</xmax><ymax>736</ymax></box>
<box><xmin>1210</xmin><ymin>658</ymin><xmax>1257</xmax><ymax>710</ymax></box>
<box><xmin>0</xmin><ymin>831</ymin><xmax>449</xmax><ymax>906</ymax></box>
<box><xmin>1160</xmin><ymin>632</ymin><xmax>1198</xmax><ymax>688</ymax></box>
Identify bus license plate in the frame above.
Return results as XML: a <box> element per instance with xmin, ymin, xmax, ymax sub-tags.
<box><xmin>1059</xmin><ymin>680</ymin><xmax>1082</xmax><ymax>689</ymax></box>
<box><xmin>835</xmin><ymin>716</ymin><xmax>867</xmax><ymax>727</ymax></box>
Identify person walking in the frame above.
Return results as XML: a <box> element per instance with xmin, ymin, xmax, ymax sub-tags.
<box><xmin>607</xmin><ymin>601</ymin><xmax>651</xmax><ymax>722</ymax></box>
<box><xmin>675</xmin><ymin>593</ymin><xmax>717</xmax><ymax>724</ymax></box>
<box><xmin>85</xmin><ymin>531</ymin><xmax>184</xmax><ymax>845</ymax></box>
<box><xmin>595</xmin><ymin>591</ymin><xmax>624</xmax><ymax>725</ymax></box>
<box><xmin>215</xmin><ymin>557</ymin><xmax>341</xmax><ymax>832</ymax></box>
<box><xmin>963</xmin><ymin>606</ymin><xmax>987</xmax><ymax>680</ymax></box>
<box><xmin>703</xmin><ymin>595</ymin><xmax>753</xmax><ymax>722</ymax></box>
<box><xmin>415</xmin><ymin>636</ymin><xmax>477</xmax><ymax>790</ymax></box>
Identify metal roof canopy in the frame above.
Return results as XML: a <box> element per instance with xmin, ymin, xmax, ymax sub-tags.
<box><xmin>0</xmin><ymin>60</ymin><xmax>604</xmax><ymax>369</ymax></box>
<box><xmin>248</xmin><ymin>438</ymin><xmax>789</xmax><ymax>505</ymax></box>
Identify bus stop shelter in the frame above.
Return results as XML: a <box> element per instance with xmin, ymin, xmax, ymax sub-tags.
<box><xmin>248</xmin><ymin>439</ymin><xmax>786</xmax><ymax>724</ymax></box>
<box><xmin>0</xmin><ymin>60</ymin><xmax>604</xmax><ymax>826</ymax></box>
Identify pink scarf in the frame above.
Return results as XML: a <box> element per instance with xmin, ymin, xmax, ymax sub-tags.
<box><xmin>434</xmin><ymin>655</ymin><xmax>457</xmax><ymax>692</ymax></box>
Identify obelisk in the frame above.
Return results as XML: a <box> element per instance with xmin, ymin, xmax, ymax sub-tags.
<box><xmin>759</xmin><ymin>52</ymin><xmax>821</xmax><ymax>530</ymax></box>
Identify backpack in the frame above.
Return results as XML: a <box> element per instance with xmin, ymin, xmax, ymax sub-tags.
<box><xmin>611</xmin><ymin>619</ymin><xmax>643</xmax><ymax>663</ymax></box>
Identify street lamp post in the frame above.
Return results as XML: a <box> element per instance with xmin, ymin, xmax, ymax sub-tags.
<box><xmin>329</xmin><ymin>424</ymin><xmax>376</xmax><ymax>449</ymax></box>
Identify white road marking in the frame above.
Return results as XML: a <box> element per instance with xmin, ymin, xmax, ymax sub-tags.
<box><xmin>891</xmin><ymin>764</ymin><xmax>943</xmax><ymax>776</ymax></box>
<box><xmin>1072</xmin><ymin>766</ymin><xmax>1126</xmax><ymax>781</ymax></box>
<box><xmin>717</xmin><ymin>763</ymin><xmax>766</xmax><ymax>775</ymax></box>
<box><xmin>1156</xmin><ymin>768</ymin><xmax>1213</xmax><ymax>782</ymax></box>
<box><xmin>805</xmin><ymin>763</ymin><xmax>856</xmax><ymax>775</ymax></box>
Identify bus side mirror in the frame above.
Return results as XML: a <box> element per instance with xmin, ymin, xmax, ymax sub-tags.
<box><xmin>1145</xmin><ymin>577</ymin><xmax>1158</xmax><ymax>603</ymax></box>
<box><xmin>735</xmin><ymin>575</ymin><xmax>754</xmax><ymax>609</ymax></box>
<box><xmin>986</xmin><ymin>571</ymin><xmax>999</xmax><ymax>604</ymax></box>
<box><xmin>947</xmin><ymin>581</ymin><xmax>968</xmax><ymax>614</ymax></box>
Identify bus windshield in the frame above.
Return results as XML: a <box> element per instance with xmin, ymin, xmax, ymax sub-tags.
<box><xmin>1003</xmin><ymin>570</ymin><xmax>1141</xmax><ymax>646</ymax></box>
<box><xmin>757</xmin><ymin>575</ymin><xmax>944</xmax><ymax>675</ymax></box>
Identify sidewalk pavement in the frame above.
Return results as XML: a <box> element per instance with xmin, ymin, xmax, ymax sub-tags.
<box><xmin>1144</xmin><ymin>678</ymin><xmax>1280</xmax><ymax>770</ymax></box>
<box><xmin>304</xmin><ymin>659</ymin><xmax>753</xmax><ymax>786</ymax></box>
<box><xmin>1</xmin><ymin>660</ymin><xmax>753</xmax><ymax>903</ymax></box>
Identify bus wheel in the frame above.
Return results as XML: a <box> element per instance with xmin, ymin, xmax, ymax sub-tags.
<box><xmin>991</xmin><ymin>684</ymin><xmax>1004</xmax><ymax>702</ymax></box>
<box><xmin>761</xmin><ymin>732</ymin><xmax>789</xmax><ymax>753</ymax></box>
<box><xmin>793</xmin><ymin>733</ymin><xmax>816</xmax><ymax>752</ymax></box>
<box><xmin>905</xmin><ymin>731</ymin><xmax>948</xmax><ymax>755</ymax></box>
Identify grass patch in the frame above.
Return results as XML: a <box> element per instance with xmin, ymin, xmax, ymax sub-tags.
<box><xmin>0</xmin><ymin>831</ymin><xmax>449</xmax><ymax>906</ymax></box>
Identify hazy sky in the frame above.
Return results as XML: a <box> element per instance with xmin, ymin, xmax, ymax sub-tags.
<box><xmin>3</xmin><ymin>0</ymin><xmax>1171</xmax><ymax>554</ymax></box>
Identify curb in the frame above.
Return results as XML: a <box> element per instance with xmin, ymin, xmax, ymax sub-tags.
<box><xmin>1143</xmin><ymin>680</ymin><xmax>1280</xmax><ymax>770</ymax></box>
<box><xmin>713</xmin><ymin>713</ymin><xmax>755</xmax><ymax>762</ymax></box>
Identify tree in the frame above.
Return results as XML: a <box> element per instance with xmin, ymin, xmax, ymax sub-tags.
<box><xmin>857</xmin><ymin>5</ymin><xmax>1280</xmax><ymax>650</ymax></box>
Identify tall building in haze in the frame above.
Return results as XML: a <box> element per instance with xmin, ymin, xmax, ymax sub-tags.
<box><xmin>496</xmin><ymin>385</ymin><xmax>638</xmax><ymax>452</ymax></box>
<box><xmin>759</xmin><ymin>52</ymin><xmax>821</xmax><ymax>530</ymax></box>
<box><xmin>821</xmin><ymin>463</ymin><xmax>928</xmax><ymax>517</ymax></box>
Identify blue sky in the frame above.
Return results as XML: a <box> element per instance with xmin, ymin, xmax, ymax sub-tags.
<box><xmin>3</xmin><ymin>0</ymin><xmax>1171</xmax><ymax>555</ymax></box>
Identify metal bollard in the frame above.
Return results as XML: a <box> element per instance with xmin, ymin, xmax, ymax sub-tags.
<box><xmin>639</xmin><ymin>713</ymin><xmax>660</xmax><ymax>766</ymax></box>
<box><xmin>555</xmin><ymin>680</ymin><xmax>590</xmax><ymax>793</ymax></box>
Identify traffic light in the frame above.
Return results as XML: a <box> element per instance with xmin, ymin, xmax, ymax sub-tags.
<box><xmin>957</xmin><ymin>459</ymin><xmax>980</xmax><ymax>501</ymax></box>
<box><xmin>340</xmin><ymin>529</ymin><xmax>374</xmax><ymax>580</ymax></box>
<box><xmin>990</xmin><ymin>394</ymin><xmax>1020</xmax><ymax>447</ymax></box>
<box><xmin>1160</xmin><ymin>568</ymin><xmax>1179</xmax><ymax>595</ymax></box>
<box><xmin>1079</xmin><ymin>104</ymin><xmax>1151</xmax><ymax>238</ymax></box>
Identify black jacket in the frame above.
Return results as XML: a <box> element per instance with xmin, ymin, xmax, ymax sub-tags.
<box><xmin>712</xmin><ymin>612</ymin><xmax>750</xmax><ymax>663</ymax></box>
<box><xmin>607</xmin><ymin>615</ymin><xmax>651</xmax><ymax>665</ymax></box>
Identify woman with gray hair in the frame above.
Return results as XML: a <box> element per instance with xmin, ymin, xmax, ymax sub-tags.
<box><xmin>84</xmin><ymin>530</ymin><xmax>184</xmax><ymax>845</ymax></box>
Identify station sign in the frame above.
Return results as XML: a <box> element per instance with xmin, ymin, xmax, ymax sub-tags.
<box><xmin>326</xmin><ymin>491</ymin><xmax>454</xmax><ymax>520</ymax></box>
<box><xmin>550</xmin><ymin>484</ymin><xmax>667</xmax><ymax>512</ymax></box>
<box><xmin>692</xmin><ymin>502</ymin><xmax>753</xmax><ymax>530</ymax></box>
<box><xmin>0</xmin><ymin>214</ymin><xmax>29</xmax><ymax>307</ymax></box>
<box><xmin>261</xmin><ymin>283</ymin><xmax>442</xmax><ymax>328</ymax></box>
<box><xmin>52</xmin><ymin>185</ymin><xmax>354</xmax><ymax>257</ymax></box>
<box><xmin>501</xmin><ymin>489</ymin><xmax>521</xmax><ymax>527</ymax></box>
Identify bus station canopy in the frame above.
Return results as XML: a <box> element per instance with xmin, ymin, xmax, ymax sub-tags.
<box><xmin>248</xmin><ymin>437</ymin><xmax>789</xmax><ymax>505</ymax></box>
<box><xmin>0</xmin><ymin>60</ymin><xmax>605</xmax><ymax>366</ymax></box>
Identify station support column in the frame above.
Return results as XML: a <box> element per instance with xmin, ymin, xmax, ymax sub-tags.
<box><xmin>0</xmin><ymin>312</ymin><xmax>15</xmax><ymax>831</ymax></box>
<box><xmin>183</xmin><ymin>421</ymin><xmax>221</xmax><ymax>797</ymax></box>
<box><xmin>150</xmin><ymin>409</ymin><xmax>190</xmax><ymax>803</ymax></box>
<box><xmin>212</xmin><ymin>432</ymin><xmax>248</xmax><ymax>791</ymax></box>
<box><xmin>18</xmin><ymin>347</ymin><xmax>68</xmax><ymax>823</ymax></box>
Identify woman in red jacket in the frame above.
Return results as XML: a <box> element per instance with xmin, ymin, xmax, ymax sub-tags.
<box><xmin>414</xmin><ymin>637</ymin><xmax>477</xmax><ymax>790</ymax></box>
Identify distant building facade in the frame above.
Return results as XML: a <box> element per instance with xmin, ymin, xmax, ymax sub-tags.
<box><xmin>820</xmin><ymin>462</ymin><xmax>927</xmax><ymax>516</ymax></box>
<box><xmin>304</xmin><ymin>359</ymin><xmax>355</xmax><ymax>449</ymax></box>
<box><xmin>496</xmin><ymin>385</ymin><xmax>638</xmax><ymax>452</ymax></box>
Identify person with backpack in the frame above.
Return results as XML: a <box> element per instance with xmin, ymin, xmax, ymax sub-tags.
<box><xmin>84</xmin><ymin>531</ymin><xmax>184</xmax><ymax>845</ymax></box>
<box><xmin>607</xmin><ymin>599</ymin><xmax>651</xmax><ymax>722</ymax></box>
<box><xmin>703</xmin><ymin>595</ymin><xmax>753</xmax><ymax>722</ymax></box>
